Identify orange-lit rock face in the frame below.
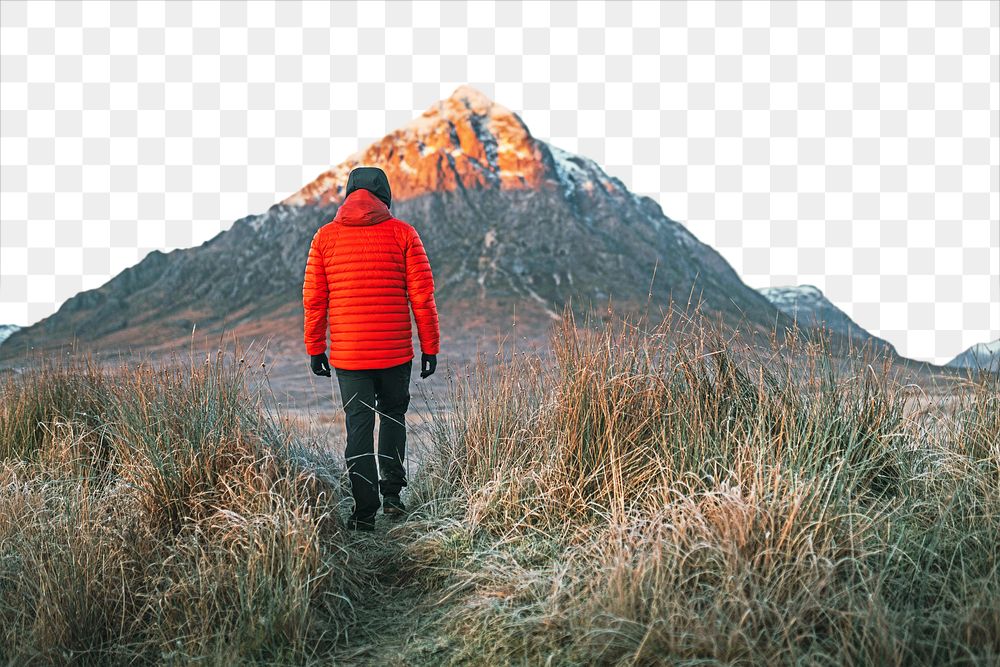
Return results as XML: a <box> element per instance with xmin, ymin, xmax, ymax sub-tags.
<box><xmin>284</xmin><ymin>86</ymin><xmax>554</xmax><ymax>207</ymax></box>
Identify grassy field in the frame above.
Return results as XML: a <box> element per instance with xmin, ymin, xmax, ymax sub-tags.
<box><xmin>1</xmin><ymin>312</ymin><xmax>997</xmax><ymax>665</ymax></box>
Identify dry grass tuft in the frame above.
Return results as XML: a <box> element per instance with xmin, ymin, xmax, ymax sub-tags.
<box><xmin>0</xmin><ymin>348</ymin><xmax>360</xmax><ymax>664</ymax></box>
<box><xmin>399</xmin><ymin>308</ymin><xmax>1000</xmax><ymax>665</ymax></box>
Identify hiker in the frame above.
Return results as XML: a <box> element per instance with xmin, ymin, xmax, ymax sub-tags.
<box><xmin>302</xmin><ymin>166</ymin><xmax>440</xmax><ymax>531</ymax></box>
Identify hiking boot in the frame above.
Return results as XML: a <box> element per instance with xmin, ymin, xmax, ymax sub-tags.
<box><xmin>347</xmin><ymin>515</ymin><xmax>376</xmax><ymax>531</ymax></box>
<box><xmin>382</xmin><ymin>495</ymin><xmax>406</xmax><ymax>517</ymax></box>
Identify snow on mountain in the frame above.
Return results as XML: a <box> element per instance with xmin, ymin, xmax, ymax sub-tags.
<box><xmin>0</xmin><ymin>324</ymin><xmax>20</xmax><ymax>347</ymax></box>
<box><xmin>758</xmin><ymin>285</ymin><xmax>825</xmax><ymax>312</ymax></box>
<box><xmin>947</xmin><ymin>339</ymin><xmax>1000</xmax><ymax>372</ymax></box>
<box><xmin>758</xmin><ymin>285</ymin><xmax>897</xmax><ymax>355</ymax></box>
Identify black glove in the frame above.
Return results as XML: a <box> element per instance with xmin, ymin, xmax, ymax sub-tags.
<box><xmin>310</xmin><ymin>353</ymin><xmax>331</xmax><ymax>377</ymax></box>
<box><xmin>419</xmin><ymin>353</ymin><xmax>437</xmax><ymax>379</ymax></box>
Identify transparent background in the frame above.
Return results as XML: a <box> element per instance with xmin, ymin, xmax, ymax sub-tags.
<box><xmin>0</xmin><ymin>0</ymin><xmax>997</xmax><ymax>364</ymax></box>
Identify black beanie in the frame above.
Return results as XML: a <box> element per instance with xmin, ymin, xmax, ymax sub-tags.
<box><xmin>345</xmin><ymin>167</ymin><xmax>392</xmax><ymax>208</ymax></box>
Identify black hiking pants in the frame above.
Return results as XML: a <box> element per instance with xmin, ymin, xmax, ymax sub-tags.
<box><xmin>334</xmin><ymin>360</ymin><xmax>411</xmax><ymax>523</ymax></box>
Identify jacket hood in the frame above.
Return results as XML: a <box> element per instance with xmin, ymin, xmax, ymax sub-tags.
<box><xmin>344</xmin><ymin>166</ymin><xmax>392</xmax><ymax>208</ymax></box>
<box><xmin>333</xmin><ymin>188</ymin><xmax>393</xmax><ymax>227</ymax></box>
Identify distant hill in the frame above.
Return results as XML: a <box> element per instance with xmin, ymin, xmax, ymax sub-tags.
<box><xmin>946</xmin><ymin>340</ymin><xmax>1000</xmax><ymax>373</ymax></box>
<box><xmin>1</xmin><ymin>86</ymin><xmax>797</xmax><ymax>363</ymax></box>
<box><xmin>0</xmin><ymin>325</ymin><xmax>20</xmax><ymax>347</ymax></box>
<box><xmin>758</xmin><ymin>285</ymin><xmax>897</xmax><ymax>356</ymax></box>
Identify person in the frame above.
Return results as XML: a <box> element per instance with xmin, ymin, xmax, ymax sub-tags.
<box><xmin>302</xmin><ymin>166</ymin><xmax>440</xmax><ymax>531</ymax></box>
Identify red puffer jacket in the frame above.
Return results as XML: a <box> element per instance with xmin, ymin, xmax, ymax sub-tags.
<box><xmin>302</xmin><ymin>188</ymin><xmax>440</xmax><ymax>370</ymax></box>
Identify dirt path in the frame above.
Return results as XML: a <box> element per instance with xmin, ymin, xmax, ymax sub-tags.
<box><xmin>297</xmin><ymin>394</ymin><xmax>455</xmax><ymax>664</ymax></box>
<box><xmin>330</xmin><ymin>517</ymin><xmax>453</xmax><ymax>666</ymax></box>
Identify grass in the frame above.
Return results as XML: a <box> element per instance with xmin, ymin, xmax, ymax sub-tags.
<box><xmin>1</xmin><ymin>310</ymin><xmax>997</xmax><ymax>665</ymax></box>
<box><xmin>0</xmin><ymin>347</ymin><xmax>360</xmax><ymax>665</ymax></box>
<box><xmin>397</xmin><ymin>310</ymin><xmax>1000</xmax><ymax>665</ymax></box>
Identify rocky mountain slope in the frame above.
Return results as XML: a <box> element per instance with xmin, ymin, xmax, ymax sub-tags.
<box><xmin>758</xmin><ymin>285</ymin><xmax>898</xmax><ymax>356</ymax></box>
<box><xmin>946</xmin><ymin>339</ymin><xmax>1000</xmax><ymax>372</ymax></box>
<box><xmin>3</xmin><ymin>86</ymin><xmax>809</xmax><ymax>364</ymax></box>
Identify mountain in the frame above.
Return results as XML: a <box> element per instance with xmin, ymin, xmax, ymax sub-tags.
<box><xmin>946</xmin><ymin>340</ymin><xmax>1000</xmax><ymax>373</ymax></box>
<box><xmin>758</xmin><ymin>285</ymin><xmax>898</xmax><ymax>356</ymax></box>
<box><xmin>0</xmin><ymin>325</ymin><xmax>20</xmax><ymax>347</ymax></box>
<box><xmin>1</xmin><ymin>85</ymin><xmax>799</xmax><ymax>365</ymax></box>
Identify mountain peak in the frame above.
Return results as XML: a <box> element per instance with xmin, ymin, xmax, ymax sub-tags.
<box><xmin>445</xmin><ymin>84</ymin><xmax>495</xmax><ymax>112</ymax></box>
<box><xmin>285</xmin><ymin>85</ymin><xmax>553</xmax><ymax>207</ymax></box>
